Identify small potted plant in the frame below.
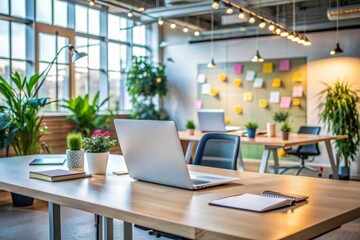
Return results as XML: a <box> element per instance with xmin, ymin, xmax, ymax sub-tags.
<box><xmin>185</xmin><ymin>120</ymin><xmax>196</xmax><ymax>135</ymax></box>
<box><xmin>273</xmin><ymin>110</ymin><xmax>290</xmax><ymax>123</ymax></box>
<box><xmin>83</xmin><ymin>129</ymin><xmax>117</xmax><ymax>174</ymax></box>
<box><xmin>280</xmin><ymin>121</ymin><xmax>291</xmax><ymax>140</ymax></box>
<box><xmin>66</xmin><ymin>132</ymin><xmax>84</xmax><ymax>170</ymax></box>
<box><xmin>244</xmin><ymin>121</ymin><xmax>258</xmax><ymax>138</ymax></box>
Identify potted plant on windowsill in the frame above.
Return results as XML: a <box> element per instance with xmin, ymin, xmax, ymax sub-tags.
<box><xmin>66</xmin><ymin>132</ymin><xmax>84</xmax><ymax>171</ymax></box>
<box><xmin>83</xmin><ymin>129</ymin><xmax>117</xmax><ymax>175</ymax></box>
<box><xmin>185</xmin><ymin>120</ymin><xmax>196</xmax><ymax>135</ymax></box>
<box><xmin>280</xmin><ymin>121</ymin><xmax>291</xmax><ymax>140</ymax></box>
<box><xmin>244</xmin><ymin>121</ymin><xmax>258</xmax><ymax>139</ymax></box>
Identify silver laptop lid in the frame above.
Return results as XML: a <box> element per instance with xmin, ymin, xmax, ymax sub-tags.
<box><xmin>197</xmin><ymin>109</ymin><xmax>226</xmax><ymax>132</ymax></box>
<box><xmin>114</xmin><ymin>119</ymin><xmax>194</xmax><ymax>189</ymax></box>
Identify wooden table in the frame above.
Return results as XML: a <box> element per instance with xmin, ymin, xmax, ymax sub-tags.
<box><xmin>0</xmin><ymin>154</ymin><xmax>359</xmax><ymax>240</ymax></box>
<box><xmin>178</xmin><ymin>131</ymin><xmax>347</xmax><ymax>179</ymax></box>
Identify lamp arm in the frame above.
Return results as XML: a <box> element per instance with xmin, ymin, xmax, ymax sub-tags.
<box><xmin>32</xmin><ymin>45</ymin><xmax>72</xmax><ymax>98</ymax></box>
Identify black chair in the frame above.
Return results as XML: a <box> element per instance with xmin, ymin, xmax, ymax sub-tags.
<box><xmin>147</xmin><ymin>133</ymin><xmax>240</xmax><ymax>239</ymax></box>
<box><xmin>280</xmin><ymin>126</ymin><xmax>321</xmax><ymax>175</ymax></box>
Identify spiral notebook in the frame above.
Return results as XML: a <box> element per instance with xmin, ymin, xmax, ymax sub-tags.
<box><xmin>209</xmin><ymin>190</ymin><xmax>308</xmax><ymax>212</ymax></box>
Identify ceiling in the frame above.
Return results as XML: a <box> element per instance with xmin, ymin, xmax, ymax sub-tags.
<box><xmin>101</xmin><ymin>0</ymin><xmax>360</xmax><ymax>40</ymax></box>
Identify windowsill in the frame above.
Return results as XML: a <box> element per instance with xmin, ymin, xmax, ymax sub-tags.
<box><xmin>42</xmin><ymin>110</ymin><xmax>131</xmax><ymax>117</ymax></box>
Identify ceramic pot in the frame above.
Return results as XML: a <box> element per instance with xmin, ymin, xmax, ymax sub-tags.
<box><xmin>339</xmin><ymin>166</ymin><xmax>350</xmax><ymax>180</ymax></box>
<box><xmin>247</xmin><ymin>129</ymin><xmax>256</xmax><ymax>138</ymax></box>
<box><xmin>86</xmin><ymin>152</ymin><xmax>109</xmax><ymax>175</ymax></box>
<box><xmin>282</xmin><ymin>132</ymin><xmax>289</xmax><ymax>140</ymax></box>
<box><xmin>187</xmin><ymin>129</ymin><xmax>195</xmax><ymax>135</ymax></box>
<box><xmin>66</xmin><ymin>149</ymin><xmax>85</xmax><ymax>170</ymax></box>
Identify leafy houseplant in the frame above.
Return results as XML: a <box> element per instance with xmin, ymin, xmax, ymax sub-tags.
<box><xmin>273</xmin><ymin>110</ymin><xmax>290</xmax><ymax>123</ymax></box>
<box><xmin>185</xmin><ymin>120</ymin><xmax>196</xmax><ymax>135</ymax></box>
<box><xmin>318</xmin><ymin>80</ymin><xmax>360</xmax><ymax>178</ymax></box>
<box><xmin>0</xmin><ymin>113</ymin><xmax>19</xmax><ymax>157</ymax></box>
<box><xmin>126</xmin><ymin>56</ymin><xmax>168</xmax><ymax>120</ymax></box>
<box><xmin>61</xmin><ymin>92</ymin><xmax>112</xmax><ymax>136</ymax></box>
<box><xmin>83</xmin><ymin>129</ymin><xmax>117</xmax><ymax>174</ymax></box>
<box><xmin>280</xmin><ymin>121</ymin><xmax>291</xmax><ymax>140</ymax></box>
<box><xmin>244</xmin><ymin>121</ymin><xmax>258</xmax><ymax>138</ymax></box>
<box><xmin>66</xmin><ymin>132</ymin><xmax>84</xmax><ymax>170</ymax></box>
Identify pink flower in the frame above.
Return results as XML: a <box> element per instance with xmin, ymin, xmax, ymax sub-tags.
<box><xmin>103</xmin><ymin>131</ymin><xmax>110</xmax><ymax>137</ymax></box>
<box><xmin>91</xmin><ymin>129</ymin><xmax>102</xmax><ymax>138</ymax></box>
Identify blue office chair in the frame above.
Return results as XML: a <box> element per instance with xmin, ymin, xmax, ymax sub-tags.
<box><xmin>280</xmin><ymin>126</ymin><xmax>321</xmax><ymax>175</ymax></box>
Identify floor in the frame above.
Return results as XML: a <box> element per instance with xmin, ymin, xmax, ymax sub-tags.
<box><xmin>0</xmin><ymin>160</ymin><xmax>359</xmax><ymax>240</ymax></box>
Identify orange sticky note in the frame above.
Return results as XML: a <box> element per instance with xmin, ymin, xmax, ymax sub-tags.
<box><xmin>272</xmin><ymin>78</ymin><xmax>281</xmax><ymax>88</ymax></box>
<box><xmin>263</xmin><ymin>62</ymin><xmax>273</xmax><ymax>73</ymax></box>
<box><xmin>293</xmin><ymin>72</ymin><xmax>303</xmax><ymax>83</ymax></box>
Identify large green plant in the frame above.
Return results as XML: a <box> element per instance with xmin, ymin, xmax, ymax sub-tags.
<box><xmin>318</xmin><ymin>80</ymin><xmax>360</xmax><ymax>167</ymax></box>
<box><xmin>0</xmin><ymin>72</ymin><xmax>50</xmax><ymax>155</ymax></box>
<box><xmin>126</xmin><ymin>56</ymin><xmax>168</xmax><ymax>120</ymax></box>
<box><xmin>61</xmin><ymin>92</ymin><xmax>112</xmax><ymax>135</ymax></box>
<box><xmin>0</xmin><ymin>113</ymin><xmax>19</xmax><ymax>156</ymax></box>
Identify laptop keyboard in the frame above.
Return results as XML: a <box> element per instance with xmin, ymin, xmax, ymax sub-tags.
<box><xmin>191</xmin><ymin>179</ymin><xmax>210</xmax><ymax>185</ymax></box>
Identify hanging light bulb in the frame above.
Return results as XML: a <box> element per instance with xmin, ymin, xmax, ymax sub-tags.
<box><xmin>298</xmin><ymin>36</ymin><xmax>305</xmax><ymax>44</ymax></box>
<box><xmin>212</xmin><ymin>0</ymin><xmax>220</xmax><ymax>9</ymax></box>
<box><xmin>183</xmin><ymin>27</ymin><xmax>189</xmax><ymax>33</ymax></box>
<box><xmin>226</xmin><ymin>5</ymin><xmax>234</xmax><ymax>14</ymax></box>
<box><xmin>248</xmin><ymin>16</ymin><xmax>256</xmax><ymax>24</ymax></box>
<box><xmin>252</xmin><ymin>50</ymin><xmax>264</xmax><ymax>62</ymax></box>
<box><xmin>275</xmin><ymin>28</ymin><xmax>282</xmax><ymax>35</ymax></box>
<box><xmin>88</xmin><ymin>0</ymin><xmax>95</xmax><ymax>6</ymax></box>
<box><xmin>303</xmin><ymin>37</ymin><xmax>311</xmax><ymax>46</ymax></box>
<box><xmin>287</xmin><ymin>31</ymin><xmax>294</xmax><ymax>39</ymax></box>
<box><xmin>127</xmin><ymin>10</ymin><xmax>133</xmax><ymax>18</ymax></box>
<box><xmin>330</xmin><ymin>0</ymin><xmax>343</xmax><ymax>55</ymax></box>
<box><xmin>170</xmin><ymin>23</ymin><xmax>176</xmax><ymax>29</ymax></box>
<box><xmin>330</xmin><ymin>43</ymin><xmax>343</xmax><ymax>55</ymax></box>
<box><xmin>268</xmin><ymin>23</ymin><xmax>275</xmax><ymax>31</ymax></box>
<box><xmin>292</xmin><ymin>33</ymin><xmax>300</xmax><ymax>42</ymax></box>
<box><xmin>158</xmin><ymin>18</ymin><xmax>164</xmax><ymax>25</ymax></box>
<box><xmin>238</xmin><ymin>9</ymin><xmax>245</xmax><ymax>19</ymax></box>
<box><xmin>208</xmin><ymin>10</ymin><xmax>216</xmax><ymax>68</ymax></box>
<box><xmin>138</xmin><ymin>7</ymin><xmax>145</xmax><ymax>12</ymax></box>
<box><xmin>259</xmin><ymin>20</ymin><xmax>266</xmax><ymax>29</ymax></box>
<box><xmin>207</xmin><ymin>58</ymin><xmax>216</xmax><ymax>68</ymax></box>
<box><xmin>194</xmin><ymin>30</ymin><xmax>200</xmax><ymax>36</ymax></box>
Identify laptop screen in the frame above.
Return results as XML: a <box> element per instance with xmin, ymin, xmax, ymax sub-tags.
<box><xmin>197</xmin><ymin>109</ymin><xmax>227</xmax><ymax>132</ymax></box>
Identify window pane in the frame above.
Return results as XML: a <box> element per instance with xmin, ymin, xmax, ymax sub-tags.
<box><xmin>109</xmin><ymin>72</ymin><xmax>121</xmax><ymax>111</ymax></box>
<box><xmin>58</xmin><ymin>64</ymin><xmax>69</xmax><ymax>100</ymax></box>
<box><xmin>89</xmin><ymin>70</ymin><xmax>100</xmax><ymax>99</ymax></box>
<box><xmin>75</xmin><ymin>5</ymin><xmax>87</xmax><ymax>33</ymax></box>
<box><xmin>120</xmin><ymin>18</ymin><xmax>127</xmax><ymax>42</ymax></box>
<box><xmin>133</xmin><ymin>46</ymin><xmax>146</xmax><ymax>57</ymax></box>
<box><xmin>54</xmin><ymin>0</ymin><xmax>68</xmax><ymax>28</ymax></box>
<box><xmin>88</xmin><ymin>39</ymin><xmax>100</xmax><ymax>69</ymax></box>
<box><xmin>57</xmin><ymin>36</ymin><xmax>69</xmax><ymax>64</ymax></box>
<box><xmin>38</xmin><ymin>62</ymin><xmax>56</xmax><ymax>102</ymax></box>
<box><xmin>11</xmin><ymin>0</ymin><xmax>25</xmax><ymax>18</ymax></box>
<box><xmin>133</xmin><ymin>25</ymin><xmax>146</xmax><ymax>45</ymax></box>
<box><xmin>121</xmin><ymin>45</ymin><xmax>127</xmax><ymax>69</ymax></box>
<box><xmin>75</xmin><ymin>36</ymin><xmax>88</xmax><ymax>67</ymax></box>
<box><xmin>0</xmin><ymin>59</ymin><xmax>10</xmax><ymax>82</ymax></box>
<box><xmin>11</xmin><ymin>23</ymin><xmax>26</xmax><ymax>59</ymax></box>
<box><xmin>108</xmin><ymin>14</ymin><xmax>120</xmax><ymax>40</ymax></box>
<box><xmin>0</xmin><ymin>20</ymin><xmax>9</xmax><ymax>58</ymax></box>
<box><xmin>12</xmin><ymin>60</ymin><xmax>26</xmax><ymax>79</ymax></box>
<box><xmin>75</xmin><ymin>68</ymin><xmax>88</xmax><ymax>97</ymax></box>
<box><xmin>39</xmin><ymin>33</ymin><xmax>55</xmax><ymax>62</ymax></box>
<box><xmin>108</xmin><ymin>42</ymin><xmax>120</xmax><ymax>71</ymax></box>
<box><xmin>36</xmin><ymin>0</ymin><xmax>52</xmax><ymax>24</ymax></box>
<box><xmin>88</xmin><ymin>8</ymin><xmax>100</xmax><ymax>36</ymax></box>
<box><xmin>0</xmin><ymin>0</ymin><xmax>9</xmax><ymax>15</ymax></box>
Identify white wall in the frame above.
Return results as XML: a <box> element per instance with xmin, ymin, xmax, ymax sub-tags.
<box><xmin>162</xmin><ymin>27</ymin><xmax>360</xmax><ymax>173</ymax></box>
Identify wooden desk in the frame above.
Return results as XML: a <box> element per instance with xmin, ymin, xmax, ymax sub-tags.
<box><xmin>178</xmin><ymin>131</ymin><xmax>347</xmax><ymax>179</ymax></box>
<box><xmin>0</xmin><ymin>154</ymin><xmax>359</xmax><ymax>240</ymax></box>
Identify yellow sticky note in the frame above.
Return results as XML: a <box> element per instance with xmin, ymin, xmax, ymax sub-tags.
<box><xmin>233</xmin><ymin>79</ymin><xmax>242</xmax><ymax>87</ymax></box>
<box><xmin>293</xmin><ymin>98</ymin><xmax>301</xmax><ymax>106</ymax></box>
<box><xmin>259</xmin><ymin>99</ymin><xmax>268</xmax><ymax>108</ymax></box>
<box><xmin>263</xmin><ymin>62</ymin><xmax>273</xmax><ymax>73</ymax></box>
<box><xmin>234</xmin><ymin>106</ymin><xmax>242</xmax><ymax>114</ymax></box>
<box><xmin>243</xmin><ymin>92</ymin><xmax>253</xmax><ymax>102</ymax></box>
<box><xmin>225</xmin><ymin>118</ymin><xmax>230</xmax><ymax>124</ymax></box>
<box><xmin>272</xmin><ymin>78</ymin><xmax>281</xmax><ymax>88</ymax></box>
<box><xmin>219</xmin><ymin>73</ymin><xmax>227</xmax><ymax>82</ymax></box>
<box><xmin>293</xmin><ymin>72</ymin><xmax>303</xmax><ymax>82</ymax></box>
<box><xmin>210</xmin><ymin>88</ymin><xmax>218</xmax><ymax>96</ymax></box>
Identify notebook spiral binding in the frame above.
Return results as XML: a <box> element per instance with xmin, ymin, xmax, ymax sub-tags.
<box><xmin>261</xmin><ymin>190</ymin><xmax>309</xmax><ymax>202</ymax></box>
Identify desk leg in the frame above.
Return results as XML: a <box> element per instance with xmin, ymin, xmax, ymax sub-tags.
<box><xmin>124</xmin><ymin>222</ymin><xmax>133</xmax><ymax>240</ymax></box>
<box><xmin>272</xmin><ymin>149</ymin><xmax>279</xmax><ymax>174</ymax></box>
<box><xmin>185</xmin><ymin>141</ymin><xmax>195</xmax><ymax>164</ymax></box>
<box><xmin>238</xmin><ymin>148</ymin><xmax>244</xmax><ymax>171</ymax></box>
<box><xmin>102</xmin><ymin>217</ymin><xmax>113</xmax><ymax>240</ymax></box>
<box><xmin>259</xmin><ymin>148</ymin><xmax>270</xmax><ymax>173</ymax></box>
<box><xmin>48</xmin><ymin>202</ymin><xmax>61</xmax><ymax>240</ymax></box>
<box><xmin>325</xmin><ymin>140</ymin><xmax>339</xmax><ymax>179</ymax></box>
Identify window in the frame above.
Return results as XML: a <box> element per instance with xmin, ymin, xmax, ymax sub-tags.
<box><xmin>11</xmin><ymin>0</ymin><xmax>26</xmax><ymax>18</ymax></box>
<box><xmin>36</xmin><ymin>0</ymin><xmax>68</xmax><ymax>28</ymax></box>
<box><xmin>108</xmin><ymin>14</ymin><xmax>127</xmax><ymax>42</ymax></box>
<box><xmin>75</xmin><ymin>5</ymin><xmax>100</xmax><ymax>36</ymax></box>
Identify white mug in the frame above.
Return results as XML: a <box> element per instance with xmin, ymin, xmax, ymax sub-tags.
<box><xmin>267</xmin><ymin>123</ymin><xmax>276</xmax><ymax>138</ymax></box>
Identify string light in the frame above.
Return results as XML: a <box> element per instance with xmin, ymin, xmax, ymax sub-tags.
<box><xmin>183</xmin><ymin>27</ymin><xmax>189</xmax><ymax>33</ymax></box>
<box><xmin>212</xmin><ymin>0</ymin><xmax>220</xmax><ymax>9</ymax></box>
<box><xmin>248</xmin><ymin>16</ymin><xmax>256</xmax><ymax>24</ymax></box>
<box><xmin>259</xmin><ymin>20</ymin><xmax>266</xmax><ymax>28</ymax></box>
<box><xmin>158</xmin><ymin>18</ymin><xmax>164</xmax><ymax>25</ymax></box>
<box><xmin>88</xmin><ymin>0</ymin><xmax>95</xmax><ymax>6</ymax></box>
<box><xmin>194</xmin><ymin>30</ymin><xmax>200</xmax><ymax>36</ymax></box>
<box><xmin>275</xmin><ymin>28</ymin><xmax>282</xmax><ymax>35</ymax></box>
<box><xmin>127</xmin><ymin>10</ymin><xmax>133</xmax><ymax>17</ymax></box>
<box><xmin>226</xmin><ymin>5</ymin><xmax>234</xmax><ymax>14</ymax></box>
<box><xmin>268</xmin><ymin>23</ymin><xmax>275</xmax><ymax>31</ymax></box>
<box><xmin>138</xmin><ymin>7</ymin><xmax>145</xmax><ymax>12</ymax></box>
<box><xmin>238</xmin><ymin>9</ymin><xmax>245</xmax><ymax>19</ymax></box>
<box><xmin>170</xmin><ymin>23</ymin><xmax>176</xmax><ymax>29</ymax></box>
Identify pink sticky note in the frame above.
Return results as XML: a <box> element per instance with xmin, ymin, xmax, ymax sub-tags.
<box><xmin>280</xmin><ymin>97</ymin><xmax>291</xmax><ymax>109</ymax></box>
<box><xmin>195</xmin><ymin>99</ymin><xmax>202</xmax><ymax>109</ymax></box>
<box><xmin>279</xmin><ymin>60</ymin><xmax>290</xmax><ymax>71</ymax></box>
<box><xmin>233</xmin><ymin>63</ymin><xmax>243</xmax><ymax>74</ymax></box>
<box><xmin>292</xmin><ymin>86</ymin><xmax>303</xmax><ymax>97</ymax></box>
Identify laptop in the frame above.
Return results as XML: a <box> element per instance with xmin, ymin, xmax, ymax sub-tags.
<box><xmin>114</xmin><ymin>119</ymin><xmax>239</xmax><ymax>190</ymax></box>
<box><xmin>197</xmin><ymin>109</ymin><xmax>241</xmax><ymax>132</ymax></box>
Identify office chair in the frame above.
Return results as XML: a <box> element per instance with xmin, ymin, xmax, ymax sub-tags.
<box><xmin>280</xmin><ymin>126</ymin><xmax>321</xmax><ymax>175</ymax></box>
<box><xmin>147</xmin><ymin>133</ymin><xmax>240</xmax><ymax>239</ymax></box>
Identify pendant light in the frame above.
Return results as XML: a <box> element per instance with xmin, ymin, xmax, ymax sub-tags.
<box><xmin>252</xmin><ymin>29</ymin><xmax>264</xmax><ymax>62</ymax></box>
<box><xmin>330</xmin><ymin>0</ymin><xmax>343</xmax><ymax>55</ymax></box>
<box><xmin>207</xmin><ymin>9</ymin><xmax>216</xmax><ymax>68</ymax></box>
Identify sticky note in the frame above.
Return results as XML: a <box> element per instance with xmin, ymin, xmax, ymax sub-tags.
<box><xmin>269</xmin><ymin>91</ymin><xmax>280</xmax><ymax>103</ymax></box>
<box><xmin>292</xmin><ymin>86</ymin><xmax>303</xmax><ymax>97</ymax></box>
<box><xmin>219</xmin><ymin>73</ymin><xmax>227</xmax><ymax>82</ymax></box>
<box><xmin>195</xmin><ymin>99</ymin><xmax>202</xmax><ymax>109</ymax></box>
<box><xmin>225</xmin><ymin>118</ymin><xmax>230</xmax><ymax>124</ymax></box>
<box><xmin>280</xmin><ymin>97</ymin><xmax>291</xmax><ymax>109</ymax></box>
<box><xmin>279</xmin><ymin>60</ymin><xmax>290</xmax><ymax>71</ymax></box>
<box><xmin>293</xmin><ymin>98</ymin><xmax>301</xmax><ymax>106</ymax></box>
<box><xmin>272</xmin><ymin>78</ymin><xmax>281</xmax><ymax>88</ymax></box>
<box><xmin>233</xmin><ymin>63</ymin><xmax>243</xmax><ymax>74</ymax></box>
<box><xmin>246</xmin><ymin>71</ymin><xmax>256</xmax><ymax>81</ymax></box>
<box><xmin>263</xmin><ymin>62</ymin><xmax>273</xmax><ymax>73</ymax></box>
<box><xmin>234</xmin><ymin>106</ymin><xmax>242</xmax><ymax>114</ymax></box>
<box><xmin>197</xmin><ymin>74</ymin><xmax>206</xmax><ymax>83</ymax></box>
<box><xmin>253</xmin><ymin>78</ymin><xmax>264</xmax><ymax>88</ymax></box>
<box><xmin>210</xmin><ymin>88</ymin><xmax>218</xmax><ymax>96</ymax></box>
<box><xmin>259</xmin><ymin>99</ymin><xmax>268</xmax><ymax>108</ymax></box>
<box><xmin>243</xmin><ymin>92</ymin><xmax>253</xmax><ymax>102</ymax></box>
<box><xmin>233</xmin><ymin>79</ymin><xmax>242</xmax><ymax>87</ymax></box>
<box><xmin>201</xmin><ymin>83</ymin><xmax>211</xmax><ymax>94</ymax></box>
<box><xmin>293</xmin><ymin>72</ymin><xmax>303</xmax><ymax>83</ymax></box>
